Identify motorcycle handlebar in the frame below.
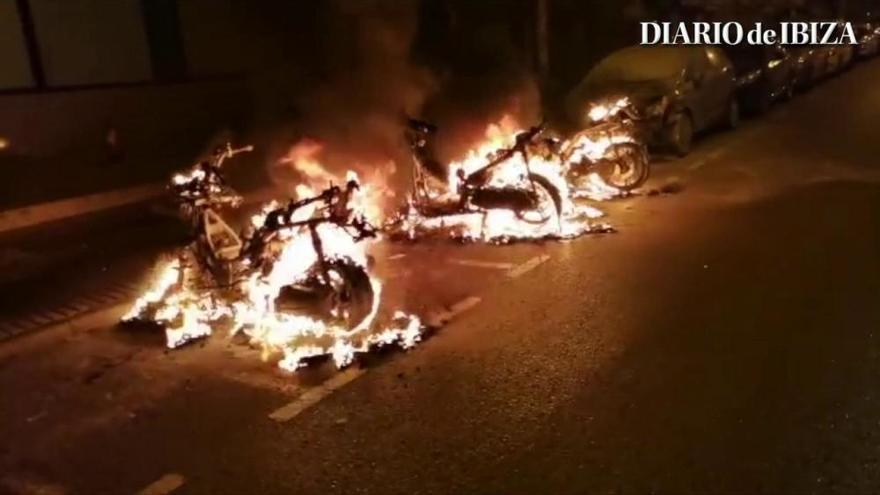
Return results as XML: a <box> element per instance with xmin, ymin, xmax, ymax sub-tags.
<box><xmin>227</xmin><ymin>144</ymin><xmax>255</xmax><ymax>156</ymax></box>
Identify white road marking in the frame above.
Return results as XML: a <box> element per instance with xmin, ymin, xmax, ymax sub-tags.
<box><xmin>449</xmin><ymin>296</ymin><xmax>482</xmax><ymax>316</ymax></box>
<box><xmin>269</xmin><ymin>367</ymin><xmax>366</xmax><ymax>422</ymax></box>
<box><xmin>426</xmin><ymin>296</ymin><xmax>482</xmax><ymax>327</ymax></box>
<box><xmin>507</xmin><ymin>255</ymin><xmax>551</xmax><ymax>278</ymax></box>
<box><xmin>449</xmin><ymin>259</ymin><xmax>515</xmax><ymax>270</ymax></box>
<box><xmin>387</xmin><ymin>253</ymin><xmax>407</xmax><ymax>260</ymax></box>
<box><xmin>137</xmin><ymin>473</ymin><xmax>185</xmax><ymax>495</ymax></box>
<box><xmin>220</xmin><ymin>369</ymin><xmax>302</xmax><ymax>397</ymax></box>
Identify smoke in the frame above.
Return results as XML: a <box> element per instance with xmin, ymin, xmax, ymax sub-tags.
<box><xmin>268</xmin><ymin>0</ymin><xmax>435</xmax><ymax>197</ymax></box>
<box><xmin>267</xmin><ymin>0</ymin><xmax>544</xmax><ymax>201</ymax></box>
<box><xmin>415</xmin><ymin>0</ymin><xmax>543</xmax><ymax>164</ymax></box>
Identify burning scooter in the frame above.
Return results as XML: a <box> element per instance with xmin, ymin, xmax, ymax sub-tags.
<box><xmin>124</xmin><ymin>143</ymin><xmax>380</xmax><ymax>349</ymax></box>
<box><xmin>389</xmin><ymin>118</ymin><xmax>568</xmax><ymax>241</ymax></box>
<box><xmin>540</xmin><ymin>97</ymin><xmax>650</xmax><ymax>198</ymax></box>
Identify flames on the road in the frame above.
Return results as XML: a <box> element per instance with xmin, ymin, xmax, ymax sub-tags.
<box><xmin>124</xmin><ymin>168</ymin><xmax>422</xmax><ymax>371</ymax></box>
<box><xmin>390</xmin><ymin>113</ymin><xmax>625</xmax><ymax>242</ymax></box>
<box><xmin>126</xmin><ymin>107</ymin><xmax>638</xmax><ymax>372</ymax></box>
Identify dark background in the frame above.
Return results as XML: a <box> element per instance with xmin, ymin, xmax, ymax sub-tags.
<box><xmin>0</xmin><ymin>0</ymin><xmax>875</xmax><ymax>208</ymax></box>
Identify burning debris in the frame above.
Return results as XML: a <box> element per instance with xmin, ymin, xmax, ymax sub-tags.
<box><xmin>383</xmin><ymin>113</ymin><xmax>625</xmax><ymax>243</ymax></box>
<box><xmin>123</xmin><ymin>94</ymin><xmax>650</xmax><ymax>373</ymax></box>
<box><xmin>124</xmin><ymin>144</ymin><xmax>423</xmax><ymax>371</ymax></box>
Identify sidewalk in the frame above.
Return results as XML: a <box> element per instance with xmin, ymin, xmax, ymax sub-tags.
<box><xmin>0</xmin><ymin>182</ymin><xmax>165</xmax><ymax>234</ymax></box>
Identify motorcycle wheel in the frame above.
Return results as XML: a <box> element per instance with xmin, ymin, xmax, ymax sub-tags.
<box><xmin>597</xmin><ymin>143</ymin><xmax>650</xmax><ymax>191</ymax></box>
<box><xmin>318</xmin><ymin>258</ymin><xmax>376</xmax><ymax>331</ymax></box>
<box><xmin>516</xmin><ymin>174</ymin><xmax>562</xmax><ymax>227</ymax></box>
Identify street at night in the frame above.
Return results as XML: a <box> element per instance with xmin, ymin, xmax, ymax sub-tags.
<box><xmin>3</xmin><ymin>1</ymin><xmax>880</xmax><ymax>494</ymax></box>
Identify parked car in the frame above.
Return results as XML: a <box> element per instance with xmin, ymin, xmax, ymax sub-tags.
<box><xmin>856</xmin><ymin>22</ymin><xmax>880</xmax><ymax>58</ymax></box>
<box><xmin>822</xmin><ymin>24</ymin><xmax>855</xmax><ymax>74</ymax></box>
<box><xmin>792</xmin><ymin>45</ymin><xmax>830</xmax><ymax>88</ymax></box>
<box><xmin>566</xmin><ymin>45</ymin><xmax>738</xmax><ymax>156</ymax></box>
<box><xmin>725</xmin><ymin>44</ymin><xmax>796</xmax><ymax>115</ymax></box>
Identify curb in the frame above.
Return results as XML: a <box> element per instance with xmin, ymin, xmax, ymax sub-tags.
<box><xmin>0</xmin><ymin>183</ymin><xmax>165</xmax><ymax>234</ymax></box>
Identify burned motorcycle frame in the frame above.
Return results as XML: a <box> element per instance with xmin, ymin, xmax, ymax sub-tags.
<box><xmin>161</xmin><ymin>143</ymin><xmax>377</xmax><ymax>331</ymax></box>
<box><xmin>405</xmin><ymin>118</ymin><xmax>563</xmax><ymax>228</ymax></box>
<box><xmin>552</xmin><ymin>98</ymin><xmax>651</xmax><ymax>192</ymax></box>
<box><xmin>242</xmin><ymin>180</ymin><xmax>377</xmax><ymax>328</ymax></box>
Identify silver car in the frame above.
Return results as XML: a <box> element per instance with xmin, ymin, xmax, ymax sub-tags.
<box><xmin>567</xmin><ymin>45</ymin><xmax>739</xmax><ymax>156</ymax></box>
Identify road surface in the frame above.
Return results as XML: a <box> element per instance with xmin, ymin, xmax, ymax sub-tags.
<box><xmin>3</xmin><ymin>61</ymin><xmax>880</xmax><ymax>495</ymax></box>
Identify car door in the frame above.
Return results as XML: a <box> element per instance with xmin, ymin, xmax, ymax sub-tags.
<box><xmin>680</xmin><ymin>48</ymin><xmax>713</xmax><ymax>129</ymax></box>
<box><xmin>702</xmin><ymin>47</ymin><xmax>735</xmax><ymax>126</ymax></box>
<box><xmin>764</xmin><ymin>45</ymin><xmax>790</xmax><ymax>97</ymax></box>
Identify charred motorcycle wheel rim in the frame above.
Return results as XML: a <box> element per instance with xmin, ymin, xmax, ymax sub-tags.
<box><xmin>605</xmin><ymin>150</ymin><xmax>645</xmax><ymax>190</ymax></box>
<box><xmin>517</xmin><ymin>181</ymin><xmax>558</xmax><ymax>226</ymax></box>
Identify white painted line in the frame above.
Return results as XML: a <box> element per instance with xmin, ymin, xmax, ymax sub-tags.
<box><xmin>449</xmin><ymin>259</ymin><xmax>515</xmax><ymax>270</ymax></box>
<box><xmin>448</xmin><ymin>296</ymin><xmax>482</xmax><ymax>316</ymax></box>
<box><xmin>426</xmin><ymin>296</ymin><xmax>482</xmax><ymax>327</ymax></box>
<box><xmin>506</xmin><ymin>255</ymin><xmax>550</xmax><ymax>278</ymax></box>
<box><xmin>387</xmin><ymin>253</ymin><xmax>407</xmax><ymax>260</ymax></box>
<box><xmin>220</xmin><ymin>370</ymin><xmax>301</xmax><ymax>397</ymax></box>
<box><xmin>0</xmin><ymin>182</ymin><xmax>164</xmax><ymax>234</ymax></box>
<box><xmin>269</xmin><ymin>367</ymin><xmax>366</xmax><ymax>422</ymax></box>
<box><xmin>137</xmin><ymin>473</ymin><xmax>185</xmax><ymax>495</ymax></box>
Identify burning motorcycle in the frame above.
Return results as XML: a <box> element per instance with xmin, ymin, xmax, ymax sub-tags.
<box><xmin>241</xmin><ymin>178</ymin><xmax>378</xmax><ymax>330</ymax></box>
<box><xmin>397</xmin><ymin>117</ymin><xmax>565</xmax><ymax>239</ymax></box>
<box><xmin>126</xmin><ymin>143</ymin><xmax>379</xmax><ymax>345</ymax></box>
<box><xmin>550</xmin><ymin>97</ymin><xmax>650</xmax><ymax>193</ymax></box>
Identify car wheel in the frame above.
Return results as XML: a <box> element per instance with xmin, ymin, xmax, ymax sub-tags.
<box><xmin>726</xmin><ymin>99</ymin><xmax>740</xmax><ymax>129</ymax></box>
<box><xmin>668</xmin><ymin>112</ymin><xmax>693</xmax><ymax>157</ymax></box>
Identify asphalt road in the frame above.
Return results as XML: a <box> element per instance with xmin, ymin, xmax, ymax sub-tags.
<box><xmin>3</xmin><ymin>60</ymin><xmax>880</xmax><ymax>495</ymax></box>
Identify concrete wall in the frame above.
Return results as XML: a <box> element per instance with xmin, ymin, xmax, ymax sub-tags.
<box><xmin>30</xmin><ymin>0</ymin><xmax>152</xmax><ymax>86</ymax></box>
<box><xmin>0</xmin><ymin>78</ymin><xmax>252</xmax><ymax>209</ymax></box>
<box><xmin>0</xmin><ymin>2</ymin><xmax>33</xmax><ymax>89</ymax></box>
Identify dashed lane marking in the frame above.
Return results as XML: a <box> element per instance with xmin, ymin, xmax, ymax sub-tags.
<box><xmin>269</xmin><ymin>367</ymin><xmax>366</xmax><ymax>422</ymax></box>
<box><xmin>506</xmin><ymin>255</ymin><xmax>551</xmax><ymax>278</ymax></box>
<box><xmin>449</xmin><ymin>295</ymin><xmax>482</xmax><ymax>315</ymax></box>
<box><xmin>220</xmin><ymin>369</ymin><xmax>302</xmax><ymax>397</ymax></box>
<box><xmin>137</xmin><ymin>473</ymin><xmax>185</xmax><ymax>495</ymax></box>
<box><xmin>267</xmin><ymin>294</ymin><xmax>483</xmax><ymax>421</ymax></box>
<box><xmin>426</xmin><ymin>296</ymin><xmax>482</xmax><ymax>327</ymax></box>
<box><xmin>449</xmin><ymin>259</ymin><xmax>515</xmax><ymax>270</ymax></box>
